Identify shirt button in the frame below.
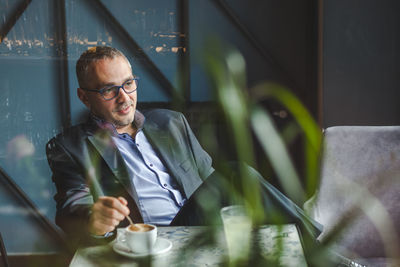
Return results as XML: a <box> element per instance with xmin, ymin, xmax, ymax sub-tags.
<box><xmin>136</xmin><ymin>143</ymin><xmax>139</xmax><ymax>146</ymax></box>
<box><xmin>150</xmin><ymin>163</ymin><xmax>153</xmax><ymax>167</ymax></box>
<box><xmin>163</xmin><ymin>183</ymin><xmax>167</xmax><ymax>187</ymax></box>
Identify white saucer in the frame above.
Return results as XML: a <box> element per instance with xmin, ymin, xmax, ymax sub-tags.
<box><xmin>113</xmin><ymin>238</ymin><xmax>172</xmax><ymax>258</ymax></box>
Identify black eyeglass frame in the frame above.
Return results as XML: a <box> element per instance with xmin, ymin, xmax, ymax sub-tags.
<box><xmin>81</xmin><ymin>77</ymin><xmax>140</xmax><ymax>100</ymax></box>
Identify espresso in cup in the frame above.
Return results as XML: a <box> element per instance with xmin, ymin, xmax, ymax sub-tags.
<box><xmin>128</xmin><ymin>223</ymin><xmax>155</xmax><ymax>232</ymax></box>
<box><xmin>120</xmin><ymin>223</ymin><xmax>157</xmax><ymax>254</ymax></box>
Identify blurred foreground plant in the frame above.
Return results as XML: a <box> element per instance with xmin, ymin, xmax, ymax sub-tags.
<box><xmin>197</xmin><ymin>39</ymin><xmax>325</xmax><ymax>266</ymax></box>
<box><xmin>203</xmin><ymin>39</ymin><xmax>321</xmax><ymax>214</ymax></box>
<box><xmin>199</xmin><ymin>39</ymin><xmax>400</xmax><ymax>267</ymax></box>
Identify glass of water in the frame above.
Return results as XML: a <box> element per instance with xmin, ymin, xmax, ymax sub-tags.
<box><xmin>220</xmin><ymin>205</ymin><xmax>252</xmax><ymax>263</ymax></box>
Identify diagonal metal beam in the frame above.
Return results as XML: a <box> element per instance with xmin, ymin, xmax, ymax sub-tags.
<box><xmin>212</xmin><ymin>0</ymin><xmax>300</xmax><ymax>90</ymax></box>
<box><xmin>0</xmin><ymin>232</ymin><xmax>9</xmax><ymax>267</ymax></box>
<box><xmin>0</xmin><ymin>167</ymin><xmax>69</xmax><ymax>252</ymax></box>
<box><xmin>0</xmin><ymin>0</ymin><xmax>32</xmax><ymax>44</ymax></box>
<box><xmin>92</xmin><ymin>0</ymin><xmax>182</xmax><ymax>103</ymax></box>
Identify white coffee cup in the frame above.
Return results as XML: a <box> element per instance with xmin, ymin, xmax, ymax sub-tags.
<box><xmin>118</xmin><ymin>223</ymin><xmax>157</xmax><ymax>254</ymax></box>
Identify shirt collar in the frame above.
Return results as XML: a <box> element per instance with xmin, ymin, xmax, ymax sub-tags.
<box><xmin>90</xmin><ymin>110</ymin><xmax>145</xmax><ymax>136</ymax></box>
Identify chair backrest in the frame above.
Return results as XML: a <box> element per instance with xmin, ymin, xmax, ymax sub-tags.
<box><xmin>309</xmin><ymin>126</ymin><xmax>400</xmax><ymax>258</ymax></box>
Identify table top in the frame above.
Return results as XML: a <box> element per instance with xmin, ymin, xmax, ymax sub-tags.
<box><xmin>69</xmin><ymin>224</ymin><xmax>307</xmax><ymax>267</ymax></box>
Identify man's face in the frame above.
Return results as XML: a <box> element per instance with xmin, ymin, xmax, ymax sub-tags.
<box><xmin>78</xmin><ymin>56</ymin><xmax>137</xmax><ymax>132</ymax></box>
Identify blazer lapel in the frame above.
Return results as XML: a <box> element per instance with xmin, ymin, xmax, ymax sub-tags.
<box><xmin>142</xmin><ymin>122</ymin><xmax>173</xmax><ymax>168</ymax></box>
<box><xmin>143</xmin><ymin>120</ymin><xmax>200</xmax><ymax>197</ymax></box>
<box><xmin>87</xmin><ymin>131</ymin><xmax>140</xmax><ymax>206</ymax></box>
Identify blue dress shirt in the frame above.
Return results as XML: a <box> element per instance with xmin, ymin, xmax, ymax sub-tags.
<box><xmin>112</xmin><ymin>131</ymin><xmax>186</xmax><ymax>225</ymax></box>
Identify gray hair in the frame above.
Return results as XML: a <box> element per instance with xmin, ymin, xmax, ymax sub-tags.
<box><xmin>76</xmin><ymin>46</ymin><xmax>130</xmax><ymax>88</ymax></box>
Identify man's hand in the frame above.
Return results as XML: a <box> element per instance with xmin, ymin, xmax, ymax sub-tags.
<box><xmin>88</xmin><ymin>196</ymin><xmax>130</xmax><ymax>236</ymax></box>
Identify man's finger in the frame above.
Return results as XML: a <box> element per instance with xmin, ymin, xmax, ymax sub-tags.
<box><xmin>94</xmin><ymin>206</ymin><xmax>126</xmax><ymax>221</ymax></box>
<box><xmin>118</xmin><ymin>196</ymin><xmax>128</xmax><ymax>206</ymax></box>
<box><xmin>96</xmin><ymin>215</ymin><xmax>120</xmax><ymax>227</ymax></box>
<box><xmin>97</xmin><ymin>196</ymin><xmax>129</xmax><ymax>216</ymax></box>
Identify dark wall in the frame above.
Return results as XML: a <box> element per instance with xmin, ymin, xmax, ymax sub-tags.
<box><xmin>322</xmin><ymin>0</ymin><xmax>400</xmax><ymax>127</ymax></box>
<box><xmin>191</xmin><ymin>0</ymin><xmax>318</xmax><ymax>117</ymax></box>
<box><xmin>227</xmin><ymin>0</ymin><xmax>318</xmax><ymax>116</ymax></box>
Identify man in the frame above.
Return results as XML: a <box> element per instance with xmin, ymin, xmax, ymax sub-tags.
<box><xmin>46</xmin><ymin>46</ymin><xmax>321</xmax><ymax>245</ymax></box>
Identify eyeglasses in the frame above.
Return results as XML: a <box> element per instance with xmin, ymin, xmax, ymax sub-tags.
<box><xmin>81</xmin><ymin>78</ymin><xmax>139</xmax><ymax>100</ymax></box>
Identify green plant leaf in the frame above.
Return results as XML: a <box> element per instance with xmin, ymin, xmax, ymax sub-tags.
<box><xmin>251</xmin><ymin>83</ymin><xmax>322</xmax><ymax>197</ymax></box>
<box><xmin>251</xmin><ymin>106</ymin><xmax>305</xmax><ymax>204</ymax></box>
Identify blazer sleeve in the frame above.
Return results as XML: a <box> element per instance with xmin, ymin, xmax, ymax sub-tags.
<box><xmin>179</xmin><ymin>112</ymin><xmax>215</xmax><ymax>180</ymax></box>
<box><xmin>46</xmin><ymin>137</ymin><xmax>101</xmax><ymax>244</ymax></box>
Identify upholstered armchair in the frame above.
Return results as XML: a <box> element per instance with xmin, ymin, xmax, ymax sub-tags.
<box><xmin>305</xmin><ymin>126</ymin><xmax>400</xmax><ymax>267</ymax></box>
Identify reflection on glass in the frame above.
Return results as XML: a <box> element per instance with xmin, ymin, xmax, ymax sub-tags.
<box><xmin>0</xmin><ymin>0</ymin><xmax>185</xmax><ymax>58</ymax></box>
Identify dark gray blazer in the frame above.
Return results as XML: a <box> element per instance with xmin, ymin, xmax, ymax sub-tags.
<box><xmin>46</xmin><ymin>109</ymin><xmax>214</xmax><ymax>240</ymax></box>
